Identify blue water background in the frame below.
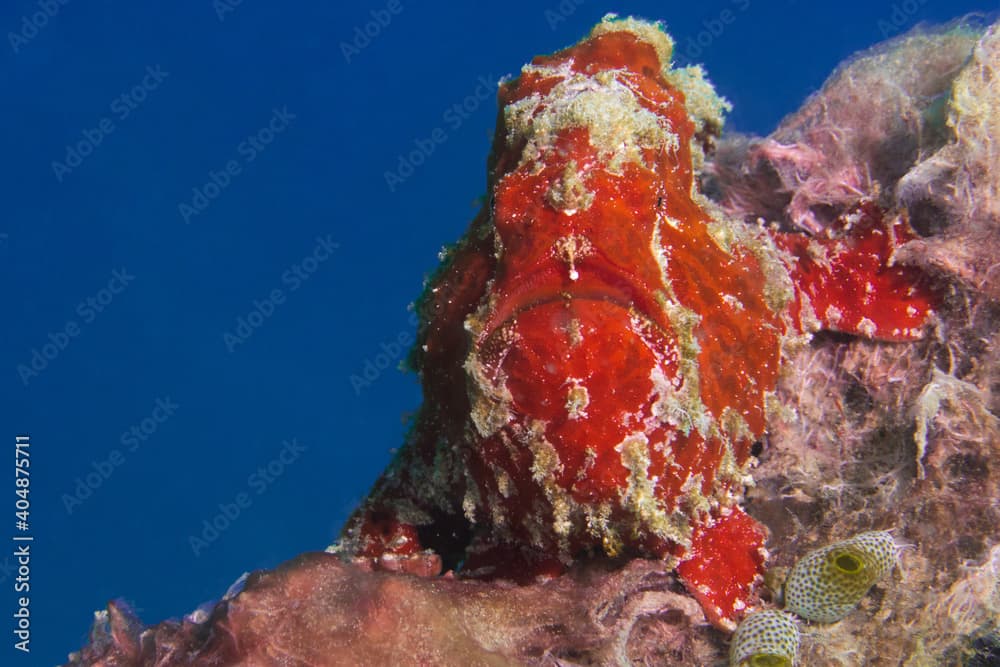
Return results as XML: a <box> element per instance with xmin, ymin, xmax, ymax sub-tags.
<box><xmin>2</xmin><ymin>1</ymin><xmax>994</xmax><ymax>664</ymax></box>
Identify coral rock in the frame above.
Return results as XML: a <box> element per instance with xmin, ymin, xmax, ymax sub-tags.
<box><xmin>67</xmin><ymin>555</ymin><xmax>725</xmax><ymax>666</ymax></box>
<box><xmin>712</xmin><ymin>18</ymin><xmax>1000</xmax><ymax>666</ymax></box>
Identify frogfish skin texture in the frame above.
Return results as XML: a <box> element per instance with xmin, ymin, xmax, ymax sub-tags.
<box><xmin>336</xmin><ymin>16</ymin><xmax>936</xmax><ymax>631</ymax></box>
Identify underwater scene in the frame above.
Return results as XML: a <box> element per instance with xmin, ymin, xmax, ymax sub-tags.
<box><xmin>4</xmin><ymin>1</ymin><xmax>1000</xmax><ymax>665</ymax></box>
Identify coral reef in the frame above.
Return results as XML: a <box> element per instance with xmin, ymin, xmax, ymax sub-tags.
<box><xmin>67</xmin><ymin>555</ymin><xmax>727</xmax><ymax>666</ymax></box>
<box><xmin>337</xmin><ymin>15</ymin><xmax>934</xmax><ymax>634</ymax></box>
<box><xmin>66</xmin><ymin>16</ymin><xmax>1000</xmax><ymax>667</ymax></box>
<box><xmin>711</xmin><ymin>18</ymin><xmax>1000</xmax><ymax>667</ymax></box>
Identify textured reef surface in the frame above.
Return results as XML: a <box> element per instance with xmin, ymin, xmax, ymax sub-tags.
<box><xmin>68</xmin><ymin>15</ymin><xmax>1000</xmax><ymax>667</ymax></box>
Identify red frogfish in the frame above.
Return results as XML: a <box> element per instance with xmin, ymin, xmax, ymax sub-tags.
<box><xmin>335</xmin><ymin>16</ymin><xmax>935</xmax><ymax>631</ymax></box>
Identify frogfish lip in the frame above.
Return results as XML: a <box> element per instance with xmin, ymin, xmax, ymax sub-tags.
<box><xmin>470</xmin><ymin>252</ymin><xmax>678</xmax><ymax>434</ymax></box>
<box><xmin>477</xmin><ymin>253</ymin><xmax>668</xmax><ymax>346</ymax></box>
